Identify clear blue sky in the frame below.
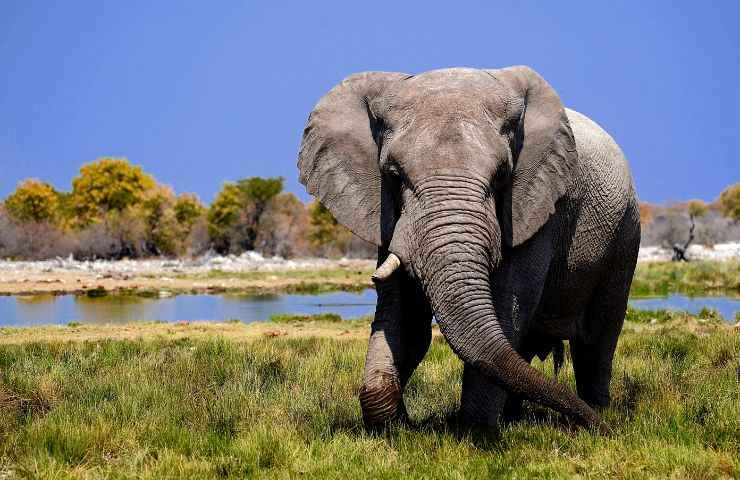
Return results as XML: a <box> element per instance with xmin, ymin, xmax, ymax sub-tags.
<box><xmin>1</xmin><ymin>1</ymin><xmax>738</xmax><ymax>204</ymax></box>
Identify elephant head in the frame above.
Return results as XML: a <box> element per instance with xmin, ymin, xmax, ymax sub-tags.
<box><xmin>298</xmin><ymin>67</ymin><xmax>600</xmax><ymax>428</ymax></box>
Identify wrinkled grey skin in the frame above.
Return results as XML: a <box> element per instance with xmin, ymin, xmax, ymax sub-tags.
<box><xmin>297</xmin><ymin>66</ymin><xmax>640</xmax><ymax>430</ymax></box>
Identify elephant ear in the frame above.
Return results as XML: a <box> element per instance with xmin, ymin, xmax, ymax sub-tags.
<box><xmin>298</xmin><ymin>72</ymin><xmax>408</xmax><ymax>246</ymax></box>
<box><xmin>488</xmin><ymin>66</ymin><xmax>578</xmax><ymax>246</ymax></box>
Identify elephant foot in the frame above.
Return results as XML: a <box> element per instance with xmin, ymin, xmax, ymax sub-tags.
<box><xmin>359</xmin><ymin>372</ymin><xmax>408</xmax><ymax>429</ymax></box>
<box><xmin>500</xmin><ymin>395</ymin><xmax>524</xmax><ymax>424</ymax></box>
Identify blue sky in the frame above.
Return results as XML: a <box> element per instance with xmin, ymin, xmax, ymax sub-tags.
<box><xmin>1</xmin><ymin>1</ymin><xmax>738</xmax><ymax>204</ymax></box>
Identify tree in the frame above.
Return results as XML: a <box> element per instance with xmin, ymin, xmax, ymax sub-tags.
<box><xmin>3</xmin><ymin>179</ymin><xmax>60</xmax><ymax>223</ymax></box>
<box><xmin>206</xmin><ymin>176</ymin><xmax>284</xmax><ymax>253</ymax></box>
<box><xmin>70</xmin><ymin>157</ymin><xmax>156</xmax><ymax>227</ymax></box>
<box><xmin>236</xmin><ymin>176</ymin><xmax>284</xmax><ymax>251</ymax></box>
<box><xmin>139</xmin><ymin>185</ymin><xmax>180</xmax><ymax>256</ymax></box>
<box><xmin>257</xmin><ymin>192</ymin><xmax>309</xmax><ymax>257</ymax></box>
<box><xmin>174</xmin><ymin>193</ymin><xmax>205</xmax><ymax>231</ymax></box>
<box><xmin>717</xmin><ymin>183</ymin><xmax>740</xmax><ymax>221</ymax></box>
<box><xmin>669</xmin><ymin>200</ymin><xmax>707</xmax><ymax>262</ymax></box>
<box><xmin>308</xmin><ymin>201</ymin><xmax>352</xmax><ymax>257</ymax></box>
<box><xmin>207</xmin><ymin>183</ymin><xmax>243</xmax><ymax>253</ymax></box>
<box><xmin>687</xmin><ymin>199</ymin><xmax>709</xmax><ymax>218</ymax></box>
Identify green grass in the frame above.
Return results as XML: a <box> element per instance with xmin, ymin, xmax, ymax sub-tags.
<box><xmin>185</xmin><ymin>268</ymin><xmax>374</xmax><ymax>294</ymax></box>
<box><xmin>631</xmin><ymin>260</ymin><xmax>740</xmax><ymax>297</ymax></box>
<box><xmin>625</xmin><ymin>305</ymin><xmax>728</xmax><ymax>324</ymax></box>
<box><xmin>0</xmin><ymin>315</ymin><xmax>737</xmax><ymax>478</ymax></box>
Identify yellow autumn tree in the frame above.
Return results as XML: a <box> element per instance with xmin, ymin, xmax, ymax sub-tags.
<box><xmin>717</xmin><ymin>183</ymin><xmax>740</xmax><ymax>221</ymax></box>
<box><xmin>3</xmin><ymin>179</ymin><xmax>60</xmax><ymax>223</ymax></box>
<box><xmin>687</xmin><ymin>199</ymin><xmax>709</xmax><ymax>218</ymax></box>
<box><xmin>69</xmin><ymin>157</ymin><xmax>156</xmax><ymax>228</ymax></box>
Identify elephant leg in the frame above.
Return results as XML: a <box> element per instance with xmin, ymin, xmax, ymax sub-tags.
<box><xmin>360</xmin><ymin>262</ymin><xmax>432</xmax><ymax>428</ymax></box>
<box><xmin>460</xmin><ymin>329</ymin><xmax>538</xmax><ymax>427</ymax></box>
<box><xmin>572</xmin><ymin>241</ymin><xmax>638</xmax><ymax>408</ymax></box>
<box><xmin>500</xmin><ymin>346</ymin><xmax>539</xmax><ymax>422</ymax></box>
<box><xmin>460</xmin><ymin>364</ymin><xmax>508</xmax><ymax>427</ymax></box>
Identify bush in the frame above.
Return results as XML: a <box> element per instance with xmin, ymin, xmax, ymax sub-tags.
<box><xmin>0</xmin><ymin>210</ymin><xmax>75</xmax><ymax>260</ymax></box>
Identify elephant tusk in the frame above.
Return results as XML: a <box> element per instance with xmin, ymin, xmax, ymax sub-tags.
<box><xmin>371</xmin><ymin>253</ymin><xmax>401</xmax><ymax>282</ymax></box>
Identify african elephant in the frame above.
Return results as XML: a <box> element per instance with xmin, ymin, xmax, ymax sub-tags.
<box><xmin>297</xmin><ymin>66</ymin><xmax>640</xmax><ymax>429</ymax></box>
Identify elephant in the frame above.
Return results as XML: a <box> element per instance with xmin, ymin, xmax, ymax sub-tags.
<box><xmin>297</xmin><ymin>66</ymin><xmax>640</xmax><ymax>430</ymax></box>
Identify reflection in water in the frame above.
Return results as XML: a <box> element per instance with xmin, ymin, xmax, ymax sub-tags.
<box><xmin>628</xmin><ymin>294</ymin><xmax>738</xmax><ymax>322</ymax></box>
<box><xmin>0</xmin><ymin>291</ymin><xmax>736</xmax><ymax>327</ymax></box>
<box><xmin>15</xmin><ymin>294</ymin><xmax>57</xmax><ymax>304</ymax></box>
<box><xmin>0</xmin><ymin>290</ymin><xmax>379</xmax><ymax>327</ymax></box>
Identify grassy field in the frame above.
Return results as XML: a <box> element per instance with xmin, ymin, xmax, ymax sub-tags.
<box><xmin>631</xmin><ymin>260</ymin><xmax>740</xmax><ymax>297</ymax></box>
<box><xmin>186</xmin><ymin>260</ymin><xmax>740</xmax><ymax>297</ymax></box>
<box><xmin>178</xmin><ymin>268</ymin><xmax>374</xmax><ymax>294</ymax></box>
<box><xmin>3</xmin><ymin>259</ymin><xmax>738</xmax><ymax>298</ymax></box>
<box><xmin>0</xmin><ymin>311</ymin><xmax>737</xmax><ymax>478</ymax></box>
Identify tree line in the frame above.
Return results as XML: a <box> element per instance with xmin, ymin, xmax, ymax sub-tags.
<box><xmin>639</xmin><ymin>184</ymin><xmax>740</xmax><ymax>249</ymax></box>
<box><xmin>0</xmin><ymin>157</ymin><xmax>374</xmax><ymax>260</ymax></box>
<box><xmin>2</xmin><ymin>157</ymin><xmax>737</xmax><ymax>260</ymax></box>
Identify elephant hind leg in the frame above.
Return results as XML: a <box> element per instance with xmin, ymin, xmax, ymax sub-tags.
<box><xmin>570</xmin><ymin>337</ymin><xmax>616</xmax><ymax>408</ymax></box>
<box><xmin>572</xmin><ymin>236</ymin><xmax>638</xmax><ymax>408</ymax></box>
<box><xmin>460</xmin><ymin>364</ymin><xmax>509</xmax><ymax>427</ymax></box>
<box><xmin>461</xmin><ymin>346</ymin><xmax>541</xmax><ymax>427</ymax></box>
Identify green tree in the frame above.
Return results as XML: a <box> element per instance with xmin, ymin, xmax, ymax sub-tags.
<box><xmin>207</xmin><ymin>183</ymin><xmax>243</xmax><ymax>253</ymax></box>
<box><xmin>139</xmin><ymin>185</ymin><xmax>180</xmax><ymax>256</ymax></box>
<box><xmin>70</xmin><ymin>157</ymin><xmax>156</xmax><ymax>227</ymax></box>
<box><xmin>308</xmin><ymin>201</ymin><xmax>351</xmax><ymax>256</ymax></box>
<box><xmin>717</xmin><ymin>183</ymin><xmax>740</xmax><ymax>221</ymax></box>
<box><xmin>3</xmin><ymin>179</ymin><xmax>60</xmax><ymax>223</ymax></box>
<box><xmin>174</xmin><ymin>193</ymin><xmax>205</xmax><ymax>231</ymax></box>
<box><xmin>236</xmin><ymin>176</ymin><xmax>284</xmax><ymax>251</ymax></box>
<box><xmin>207</xmin><ymin>177</ymin><xmax>284</xmax><ymax>253</ymax></box>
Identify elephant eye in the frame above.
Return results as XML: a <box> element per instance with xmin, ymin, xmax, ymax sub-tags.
<box><xmin>383</xmin><ymin>160</ymin><xmax>401</xmax><ymax>178</ymax></box>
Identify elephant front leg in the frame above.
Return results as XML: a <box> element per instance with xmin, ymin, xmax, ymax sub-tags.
<box><xmin>360</xmin><ymin>267</ymin><xmax>432</xmax><ymax>428</ymax></box>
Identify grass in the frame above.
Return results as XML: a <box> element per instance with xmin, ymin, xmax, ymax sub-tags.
<box><xmin>0</xmin><ymin>312</ymin><xmax>737</xmax><ymax>478</ymax></box>
<box><xmin>182</xmin><ymin>268</ymin><xmax>374</xmax><ymax>294</ymax></box>
<box><xmin>186</xmin><ymin>261</ymin><xmax>740</xmax><ymax>297</ymax></box>
<box><xmin>631</xmin><ymin>260</ymin><xmax>740</xmax><ymax>297</ymax></box>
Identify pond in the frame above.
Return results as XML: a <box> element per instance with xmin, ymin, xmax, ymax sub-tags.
<box><xmin>0</xmin><ymin>291</ymin><xmax>737</xmax><ymax>327</ymax></box>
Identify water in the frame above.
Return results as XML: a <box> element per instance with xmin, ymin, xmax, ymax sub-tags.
<box><xmin>628</xmin><ymin>294</ymin><xmax>738</xmax><ymax>321</ymax></box>
<box><xmin>0</xmin><ymin>290</ymin><xmax>377</xmax><ymax>327</ymax></box>
<box><xmin>0</xmin><ymin>291</ymin><xmax>736</xmax><ymax>327</ymax></box>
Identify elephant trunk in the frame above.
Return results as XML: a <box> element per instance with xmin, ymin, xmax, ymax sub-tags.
<box><xmin>412</xmin><ymin>182</ymin><xmax>601</xmax><ymax>428</ymax></box>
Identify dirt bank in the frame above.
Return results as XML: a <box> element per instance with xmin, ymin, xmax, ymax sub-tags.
<box><xmin>2</xmin><ymin>245</ymin><xmax>739</xmax><ymax>296</ymax></box>
<box><xmin>0</xmin><ymin>253</ymin><xmax>375</xmax><ymax>296</ymax></box>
